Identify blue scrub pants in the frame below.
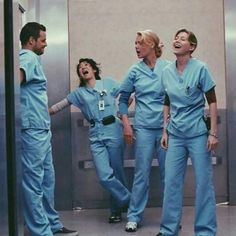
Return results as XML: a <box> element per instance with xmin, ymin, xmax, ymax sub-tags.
<box><xmin>90</xmin><ymin>122</ymin><xmax>130</xmax><ymax>213</ymax></box>
<box><xmin>127</xmin><ymin>128</ymin><xmax>166</xmax><ymax>223</ymax></box>
<box><xmin>21</xmin><ymin>129</ymin><xmax>63</xmax><ymax>236</ymax></box>
<box><xmin>160</xmin><ymin>134</ymin><xmax>217</xmax><ymax>236</ymax></box>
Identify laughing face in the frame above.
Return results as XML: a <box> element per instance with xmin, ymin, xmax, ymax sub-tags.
<box><xmin>78</xmin><ymin>61</ymin><xmax>97</xmax><ymax>81</ymax></box>
<box><xmin>172</xmin><ymin>31</ymin><xmax>195</xmax><ymax>56</ymax></box>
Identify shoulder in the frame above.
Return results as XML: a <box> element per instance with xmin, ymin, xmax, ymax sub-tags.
<box><xmin>20</xmin><ymin>49</ymin><xmax>38</xmax><ymax>64</ymax></box>
<box><xmin>190</xmin><ymin>58</ymin><xmax>208</xmax><ymax>69</ymax></box>
<box><xmin>127</xmin><ymin>62</ymin><xmax>141</xmax><ymax>73</ymax></box>
<box><xmin>102</xmin><ymin>77</ymin><xmax>120</xmax><ymax>87</ymax></box>
<box><xmin>158</xmin><ymin>58</ymin><xmax>172</xmax><ymax>66</ymax></box>
<box><xmin>162</xmin><ymin>60</ymin><xmax>175</xmax><ymax>72</ymax></box>
<box><xmin>20</xmin><ymin>49</ymin><xmax>37</xmax><ymax>59</ymax></box>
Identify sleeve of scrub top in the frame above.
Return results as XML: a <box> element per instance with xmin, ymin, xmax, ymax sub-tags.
<box><xmin>20</xmin><ymin>52</ymin><xmax>38</xmax><ymax>83</ymax></box>
<box><xmin>109</xmin><ymin>78</ymin><xmax>121</xmax><ymax>98</ymax></box>
<box><xmin>199</xmin><ymin>64</ymin><xmax>216</xmax><ymax>92</ymax></box>
<box><xmin>66</xmin><ymin>88</ymin><xmax>82</xmax><ymax>109</ymax></box>
<box><xmin>118</xmin><ymin>68</ymin><xmax>136</xmax><ymax>115</ymax></box>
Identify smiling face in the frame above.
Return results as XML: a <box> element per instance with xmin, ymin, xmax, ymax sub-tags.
<box><xmin>31</xmin><ymin>30</ymin><xmax>47</xmax><ymax>55</ymax></box>
<box><xmin>172</xmin><ymin>31</ymin><xmax>192</xmax><ymax>56</ymax></box>
<box><xmin>78</xmin><ymin>61</ymin><xmax>96</xmax><ymax>82</ymax></box>
<box><xmin>172</xmin><ymin>29</ymin><xmax>197</xmax><ymax>57</ymax></box>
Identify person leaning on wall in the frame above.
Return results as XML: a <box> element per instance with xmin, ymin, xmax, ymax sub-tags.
<box><xmin>49</xmin><ymin>58</ymin><xmax>131</xmax><ymax>224</ymax></box>
<box><xmin>19</xmin><ymin>21</ymin><xmax>78</xmax><ymax>236</ymax></box>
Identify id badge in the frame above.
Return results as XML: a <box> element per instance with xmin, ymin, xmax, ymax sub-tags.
<box><xmin>98</xmin><ymin>100</ymin><xmax>105</xmax><ymax>111</ymax></box>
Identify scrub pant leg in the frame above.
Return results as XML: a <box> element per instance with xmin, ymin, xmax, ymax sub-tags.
<box><xmin>155</xmin><ymin>130</ymin><xmax>166</xmax><ymax>197</ymax></box>
<box><xmin>160</xmin><ymin>135</ymin><xmax>188</xmax><ymax>236</ymax></box>
<box><xmin>127</xmin><ymin>128</ymin><xmax>165</xmax><ymax>223</ymax></box>
<box><xmin>188</xmin><ymin>135</ymin><xmax>217</xmax><ymax>236</ymax></box>
<box><xmin>21</xmin><ymin>129</ymin><xmax>62</xmax><ymax>236</ymax></box>
<box><xmin>91</xmin><ymin>140</ymin><xmax>130</xmax><ymax>209</ymax></box>
<box><xmin>108</xmin><ymin>139</ymin><xmax>129</xmax><ymax>213</ymax></box>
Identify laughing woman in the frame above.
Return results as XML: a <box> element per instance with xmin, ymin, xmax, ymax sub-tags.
<box><xmin>49</xmin><ymin>58</ymin><xmax>130</xmax><ymax>223</ymax></box>
<box><xmin>157</xmin><ymin>29</ymin><xmax>218</xmax><ymax>236</ymax></box>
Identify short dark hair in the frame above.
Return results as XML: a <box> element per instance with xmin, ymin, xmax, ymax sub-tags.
<box><xmin>76</xmin><ymin>58</ymin><xmax>101</xmax><ymax>87</ymax></box>
<box><xmin>20</xmin><ymin>22</ymin><xmax>46</xmax><ymax>46</ymax></box>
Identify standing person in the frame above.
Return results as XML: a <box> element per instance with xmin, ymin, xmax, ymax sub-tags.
<box><xmin>118</xmin><ymin>30</ymin><xmax>170</xmax><ymax>232</ymax></box>
<box><xmin>49</xmin><ymin>58</ymin><xmax>131</xmax><ymax>223</ymax></box>
<box><xmin>156</xmin><ymin>28</ymin><xmax>218</xmax><ymax>236</ymax></box>
<box><xmin>19</xmin><ymin>22</ymin><xmax>78</xmax><ymax>236</ymax></box>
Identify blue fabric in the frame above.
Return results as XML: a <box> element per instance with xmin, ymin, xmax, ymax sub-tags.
<box><xmin>20</xmin><ymin>49</ymin><xmax>50</xmax><ymax>130</ymax></box>
<box><xmin>160</xmin><ymin>58</ymin><xmax>217</xmax><ymax>235</ymax></box>
<box><xmin>118</xmin><ymin>58</ymin><xmax>169</xmax><ymax>223</ymax></box>
<box><xmin>161</xmin><ymin>58</ymin><xmax>216</xmax><ymax>138</ymax></box>
<box><xmin>21</xmin><ymin>129</ymin><xmax>63</xmax><ymax>236</ymax></box>
<box><xmin>160</xmin><ymin>134</ymin><xmax>217</xmax><ymax>236</ymax></box>
<box><xmin>127</xmin><ymin>128</ymin><xmax>166</xmax><ymax>223</ymax></box>
<box><xmin>67</xmin><ymin>78</ymin><xmax>130</xmax><ymax>212</ymax></box>
<box><xmin>119</xmin><ymin>59</ymin><xmax>170</xmax><ymax>129</ymax></box>
<box><xmin>20</xmin><ymin>49</ymin><xmax>62</xmax><ymax>236</ymax></box>
<box><xmin>67</xmin><ymin>78</ymin><xmax>120</xmax><ymax>122</ymax></box>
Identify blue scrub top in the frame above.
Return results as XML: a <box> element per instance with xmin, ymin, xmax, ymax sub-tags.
<box><xmin>119</xmin><ymin>59</ymin><xmax>170</xmax><ymax>129</ymax></box>
<box><xmin>67</xmin><ymin>77</ymin><xmax>120</xmax><ymax>122</ymax></box>
<box><xmin>20</xmin><ymin>49</ymin><xmax>50</xmax><ymax>130</ymax></box>
<box><xmin>161</xmin><ymin>58</ymin><xmax>216</xmax><ymax>138</ymax></box>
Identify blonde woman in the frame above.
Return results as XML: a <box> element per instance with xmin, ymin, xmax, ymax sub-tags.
<box><xmin>119</xmin><ymin>30</ymin><xmax>170</xmax><ymax>232</ymax></box>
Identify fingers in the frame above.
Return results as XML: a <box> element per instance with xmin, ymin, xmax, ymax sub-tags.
<box><xmin>207</xmin><ymin>136</ymin><xmax>219</xmax><ymax>151</ymax></box>
<box><xmin>161</xmin><ymin>138</ymin><xmax>168</xmax><ymax>149</ymax></box>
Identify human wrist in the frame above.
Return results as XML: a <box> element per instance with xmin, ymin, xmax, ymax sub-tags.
<box><xmin>209</xmin><ymin>131</ymin><xmax>218</xmax><ymax>139</ymax></box>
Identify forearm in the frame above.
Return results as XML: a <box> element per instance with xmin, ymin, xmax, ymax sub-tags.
<box><xmin>49</xmin><ymin>98</ymin><xmax>70</xmax><ymax>115</ymax></box>
<box><xmin>163</xmin><ymin>105</ymin><xmax>170</xmax><ymax>132</ymax></box>
<box><xmin>118</xmin><ymin>91</ymin><xmax>132</xmax><ymax>115</ymax></box>
<box><xmin>121</xmin><ymin>114</ymin><xmax>131</xmax><ymax>127</ymax></box>
<box><xmin>209</xmin><ymin>102</ymin><xmax>218</xmax><ymax>136</ymax></box>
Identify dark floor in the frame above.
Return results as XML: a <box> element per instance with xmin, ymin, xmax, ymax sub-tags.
<box><xmin>50</xmin><ymin>204</ymin><xmax>236</xmax><ymax>236</ymax></box>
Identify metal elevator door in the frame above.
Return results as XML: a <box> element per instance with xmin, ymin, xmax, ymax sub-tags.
<box><xmin>0</xmin><ymin>1</ymin><xmax>23</xmax><ymax>235</ymax></box>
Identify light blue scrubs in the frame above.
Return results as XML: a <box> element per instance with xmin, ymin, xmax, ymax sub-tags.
<box><xmin>119</xmin><ymin>59</ymin><xmax>170</xmax><ymax>223</ymax></box>
<box><xmin>20</xmin><ymin>49</ymin><xmax>63</xmax><ymax>236</ymax></box>
<box><xmin>160</xmin><ymin>58</ymin><xmax>217</xmax><ymax>236</ymax></box>
<box><xmin>67</xmin><ymin>78</ymin><xmax>130</xmax><ymax>213</ymax></box>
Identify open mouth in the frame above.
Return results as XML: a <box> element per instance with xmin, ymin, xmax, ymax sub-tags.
<box><xmin>82</xmin><ymin>70</ymin><xmax>89</xmax><ymax>75</ymax></box>
<box><xmin>174</xmin><ymin>43</ymin><xmax>181</xmax><ymax>49</ymax></box>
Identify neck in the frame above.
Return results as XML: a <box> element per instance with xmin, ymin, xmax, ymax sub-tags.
<box><xmin>86</xmin><ymin>77</ymin><xmax>96</xmax><ymax>87</ymax></box>
<box><xmin>143</xmin><ymin>54</ymin><xmax>157</xmax><ymax>69</ymax></box>
<box><xmin>176</xmin><ymin>54</ymin><xmax>191</xmax><ymax>74</ymax></box>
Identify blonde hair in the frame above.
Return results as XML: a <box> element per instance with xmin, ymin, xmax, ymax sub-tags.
<box><xmin>137</xmin><ymin>30</ymin><xmax>163</xmax><ymax>58</ymax></box>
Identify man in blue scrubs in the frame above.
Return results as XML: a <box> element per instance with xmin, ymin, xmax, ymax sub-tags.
<box><xmin>156</xmin><ymin>29</ymin><xmax>218</xmax><ymax>236</ymax></box>
<box><xmin>19</xmin><ymin>22</ymin><xmax>78</xmax><ymax>236</ymax></box>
